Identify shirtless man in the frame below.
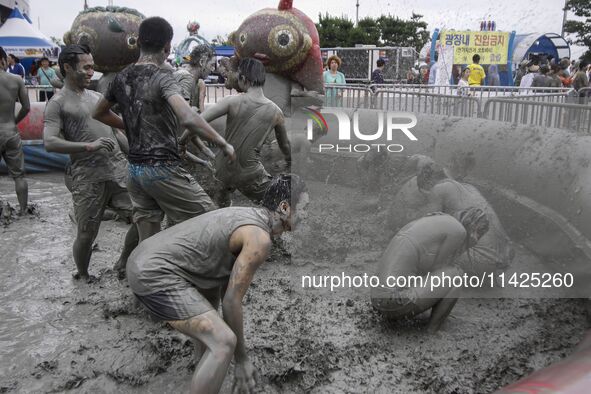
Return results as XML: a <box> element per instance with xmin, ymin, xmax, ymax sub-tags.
<box><xmin>371</xmin><ymin>208</ymin><xmax>489</xmax><ymax>332</ymax></box>
<box><xmin>416</xmin><ymin>161</ymin><xmax>514</xmax><ymax>274</ymax></box>
<box><xmin>44</xmin><ymin>45</ymin><xmax>138</xmax><ymax>281</ymax></box>
<box><xmin>181</xmin><ymin>58</ymin><xmax>291</xmax><ymax>207</ymax></box>
<box><xmin>127</xmin><ymin>174</ymin><xmax>308</xmax><ymax>394</ymax></box>
<box><xmin>0</xmin><ymin>46</ymin><xmax>30</xmax><ymax>215</ymax></box>
<box><xmin>93</xmin><ymin>17</ymin><xmax>235</xmax><ymax>241</ymax></box>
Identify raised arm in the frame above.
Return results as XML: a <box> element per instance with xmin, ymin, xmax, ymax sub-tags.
<box><xmin>15</xmin><ymin>78</ymin><xmax>30</xmax><ymax>125</ymax></box>
<box><xmin>223</xmin><ymin>225</ymin><xmax>271</xmax><ymax>393</ymax></box>
<box><xmin>92</xmin><ymin>96</ymin><xmax>125</xmax><ymax>130</ymax></box>
<box><xmin>169</xmin><ymin>94</ymin><xmax>235</xmax><ymax>161</ymax></box>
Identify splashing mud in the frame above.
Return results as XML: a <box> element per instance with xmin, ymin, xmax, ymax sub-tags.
<box><xmin>0</xmin><ymin>173</ymin><xmax>587</xmax><ymax>393</ymax></box>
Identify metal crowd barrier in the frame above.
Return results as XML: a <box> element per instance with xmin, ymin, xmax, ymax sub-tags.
<box><xmin>323</xmin><ymin>84</ymin><xmax>373</xmax><ymax>108</ymax></box>
<box><xmin>203</xmin><ymin>84</ymin><xmax>236</xmax><ymax>103</ymax></box>
<box><xmin>482</xmin><ymin>98</ymin><xmax>591</xmax><ymax>134</ymax></box>
<box><xmin>373</xmin><ymin>89</ymin><xmax>481</xmax><ymax>117</ymax></box>
<box><xmin>25</xmin><ymin>85</ymin><xmax>54</xmax><ymax>102</ymax></box>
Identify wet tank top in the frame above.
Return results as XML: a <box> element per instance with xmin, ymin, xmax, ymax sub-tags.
<box><xmin>127</xmin><ymin>207</ymin><xmax>273</xmax><ymax>294</ymax></box>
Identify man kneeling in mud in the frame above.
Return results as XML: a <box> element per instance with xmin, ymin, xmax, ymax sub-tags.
<box><xmin>416</xmin><ymin>161</ymin><xmax>514</xmax><ymax>274</ymax></box>
<box><xmin>127</xmin><ymin>175</ymin><xmax>308</xmax><ymax>394</ymax></box>
<box><xmin>371</xmin><ymin>208</ymin><xmax>489</xmax><ymax>332</ymax></box>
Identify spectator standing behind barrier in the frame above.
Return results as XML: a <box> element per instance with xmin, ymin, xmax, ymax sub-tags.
<box><xmin>323</xmin><ymin>55</ymin><xmax>346</xmax><ymax>106</ymax></box>
<box><xmin>487</xmin><ymin>64</ymin><xmax>500</xmax><ymax>86</ymax></box>
<box><xmin>457</xmin><ymin>67</ymin><xmax>471</xmax><ymax>96</ymax></box>
<box><xmin>514</xmin><ymin>59</ymin><xmax>528</xmax><ymax>86</ymax></box>
<box><xmin>418</xmin><ymin>63</ymin><xmax>429</xmax><ymax>84</ymax></box>
<box><xmin>531</xmin><ymin>65</ymin><xmax>551</xmax><ymax>88</ymax></box>
<box><xmin>572</xmin><ymin>61</ymin><xmax>589</xmax><ymax>98</ymax></box>
<box><xmin>467</xmin><ymin>54</ymin><xmax>486</xmax><ymax>86</ymax></box>
<box><xmin>371</xmin><ymin>58</ymin><xmax>385</xmax><ymax>85</ymax></box>
<box><xmin>38</xmin><ymin>57</ymin><xmax>57</xmax><ymax>101</ymax></box>
<box><xmin>558</xmin><ymin>58</ymin><xmax>573</xmax><ymax>87</ymax></box>
<box><xmin>547</xmin><ymin>64</ymin><xmax>563</xmax><ymax>88</ymax></box>
<box><xmin>7</xmin><ymin>54</ymin><xmax>25</xmax><ymax>79</ymax></box>
<box><xmin>428</xmin><ymin>52</ymin><xmax>438</xmax><ymax>85</ymax></box>
<box><xmin>519</xmin><ymin>64</ymin><xmax>539</xmax><ymax>89</ymax></box>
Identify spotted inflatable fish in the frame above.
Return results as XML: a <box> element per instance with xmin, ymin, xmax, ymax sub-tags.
<box><xmin>63</xmin><ymin>6</ymin><xmax>144</xmax><ymax>73</ymax></box>
<box><xmin>229</xmin><ymin>0</ymin><xmax>324</xmax><ymax>94</ymax></box>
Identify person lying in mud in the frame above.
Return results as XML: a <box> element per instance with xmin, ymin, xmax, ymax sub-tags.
<box><xmin>0</xmin><ymin>46</ymin><xmax>30</xmax><ymax>215</ymax></box>
<box><xmin>44</xmin><ymin>44</ymin><xmax>139</xmax><ymax>282</ymax></box>
<box><xmin>371</xmin><ymin>208</ymin><xmax>489</xmax><ymax>332</ymax></box>
<box><xmin>126</xmin><ymin>174</ymin><xmax>308</xmax><ymax>394</ymax></box>
<box><xmin>93</xmin><ymin>17</ymin><xmax>235</xmax><ymax>242</ymax></box>
<box><xmin>416</xmin><ymin>161</ymin><xmax>514</xmax><ymax>274</ymax></box>
<box><xmin>180</xmin><ymin>57</ymin><xmax>291</xmax><ymax>207</ymax></box>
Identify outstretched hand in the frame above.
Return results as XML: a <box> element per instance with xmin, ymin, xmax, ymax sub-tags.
<box><xmin>232</xmin><ymin>360</ymin><xmax>258</xmax><ymax>394</ymax></box>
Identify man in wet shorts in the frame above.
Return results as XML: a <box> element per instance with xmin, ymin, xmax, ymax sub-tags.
<box><xmin>93</xmin><ymin>17</ymin><xmax>235</xmax><ymax>241</ymax></box>
<box><xmin>371</xmin><ymin>208</ymin><xmax>489</xmax><ymax>332</ymax></box>
<box><xmin>44</xmin><ymin>44</ymin><xmax>138</xmax><ymax>281</ymax></box>
<box><xmin>127</xmin><ymin>175</ymin><xmax>308</xmax><ymax>394</ymax></box>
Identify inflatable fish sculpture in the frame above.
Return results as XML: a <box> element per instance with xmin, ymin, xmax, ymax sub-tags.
<box><xmin>63</xmin><ymin>6</ymin><xmax>145</xmax><ymax>73</ymax></box>
<box><xmin>229</xmin><ymin>0</ymin><xmax>324</xmax><ymax>94</ymax></box>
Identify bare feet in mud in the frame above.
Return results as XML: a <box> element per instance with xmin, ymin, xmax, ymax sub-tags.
<box><xmin>112</xmin><ymin>260</ymin><xmax>126</xmax><ymax>280</ymax></box>
<box><xmin>72</xmin><ymin>272</ymin><xmax>98</xmax><ymax>284</ymax></box>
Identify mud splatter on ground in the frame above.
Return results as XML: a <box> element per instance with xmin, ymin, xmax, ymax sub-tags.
<box><xmin>0</xmin><ymin>173</ymin><xmax>588</xmax><ymax>393</ymax></box>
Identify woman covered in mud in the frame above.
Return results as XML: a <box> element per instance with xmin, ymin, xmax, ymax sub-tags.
<box><xmin>371</xmin><ymin>207</ymin><xmax>489</xmax><ymax>332</ymax></box>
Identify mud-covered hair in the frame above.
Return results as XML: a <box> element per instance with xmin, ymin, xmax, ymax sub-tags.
<box><xmin>262</xmin><ymin>174</ymin><xmax>307</xmax><ymax>211</ymax></box>
<box><xmin>0</xmin><ymin>47</ymin><xmax>7</xmax><ymax>62</ymax></box>
<box><xmin>187</xmin><ymin>44</ymin><xmax>215</xmax><ymax>67</ymax></box>
<box><xmin>139</xmin><ymin>17</ymin><xmax>173</xmax><ymax>53</ymax></box>
<box><xmin>238</xmin><ymin>57</ymin><xmax>266</xmax><ymax>87</ymax></box>
<box><xmin>416</xmin><ymin>162</ymin><xmax>447</xmax><ymax>190</ymax></box>
<box><xmin>457</xmin><ymin>207</ymin><xmax>489</xmax><ymax>236</ymax></box>
<box><xmin>59</xmin><ymin>44</ymin><xmax>91</xmax><ymax>76</ymax></box>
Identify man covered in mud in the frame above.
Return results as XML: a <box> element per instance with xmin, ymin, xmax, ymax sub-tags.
<box><xmin>44</xmin><ymin>44</ymin><xmax>139</xmax><ymax>281</ymax></box>
<box><xmin>174</xmin><ymin>44</ymin><xmax>216</xmax><ymax>113</ymax></box>
<box><xmin>0</xmin><ymin>46</ymin><xmax>30</xmax><ymax>215</ymax></box>
<box><xmin>126</xmin><ymin>174</ymin><xmax>308</xmax><ymax>394</ymax></box>
<box><xmin>415</xmin><ymin>161</ymin><xmax>514</xmax><ymax>274</ymax></box>
<box><xmin>181</xmin><ymin>57</ymin><xmax>291</xmax><ymax>207</ymax></box>
<box><xmin>93</xmin><ymin>17</ymin><xmax>235</xmax><ymax>241</ymax></box>
<box><xmin>371</xmin><ymin>208</ymin><xmax>489</xmax><ymax>332</ymax></box>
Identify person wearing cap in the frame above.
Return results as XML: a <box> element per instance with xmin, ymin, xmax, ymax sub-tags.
<box><xmin>38</xmin><ymin>57</ymin><xmax>58</xmax><ymax>101</ymax></box>
<box><xmin>519</xmin><ymin>63</ymin><xmax>540</xmax><ymax>89</ymax></box>
<box><xmin>467</xmin><ymin>54</ymin><xmax>486</xmax><ymax>86</ymax></box>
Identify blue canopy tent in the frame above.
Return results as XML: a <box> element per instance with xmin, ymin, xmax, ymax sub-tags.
<box><xmin>214</xmin><ymin>45</ymin><xmax>234</xmax><ymax>57</ymax></box>
<box><xmin>0</xmin><ymin>7</ymin><xmax>59</xmax><ymax>73</ymax></box>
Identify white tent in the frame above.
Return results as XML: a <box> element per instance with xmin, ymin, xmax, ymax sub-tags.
<box><xmin>0</xmin><ymin>7</ymin><xmax>59</xmax><ymax>60</ymax></box>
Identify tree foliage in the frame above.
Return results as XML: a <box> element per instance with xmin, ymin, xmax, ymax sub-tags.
<box><xmin>315</xmin><ymin>13</ymin><xmax>430</xmax><ymax>51</ymax></box>
<box><xmin>564</xmin><ymin>0</ymin><xmax>591</xmax><ymax>61</ymax></box>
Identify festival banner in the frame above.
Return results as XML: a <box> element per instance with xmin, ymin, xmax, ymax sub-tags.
<box><xmin>440</xmin><ymin>30</ymin><xmax>510</xmax><ymax>65</ymax></box>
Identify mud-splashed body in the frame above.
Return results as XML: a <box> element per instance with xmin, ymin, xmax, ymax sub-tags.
<box><xmin>229</xmin><ymin>0</ymin><xmax>324</xmax><ymax>94</ymax></box>
<box><xmin>63</xmin><ymin>7</ymin><xmax>144</xmax><ymax>73</ymax></box>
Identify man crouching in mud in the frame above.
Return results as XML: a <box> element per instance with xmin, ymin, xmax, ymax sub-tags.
<box><xmin>44</xmin><ymin>44</ymin><xmax>138</xmax><ymax>282</ymax></box>
<box><xmin>181</xmin><ymin>57</ymin><xmax>291</xmax><ymax>207</ymax></box>
<box><xmin>127</xmin><ymin>174</ymin><xmax>308</xmax><ymax>394</ymax></box>
<box><xmin>371</xmin><ymin>208</ymin><xmax>489</xmax><ymax>332</ymax></box>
